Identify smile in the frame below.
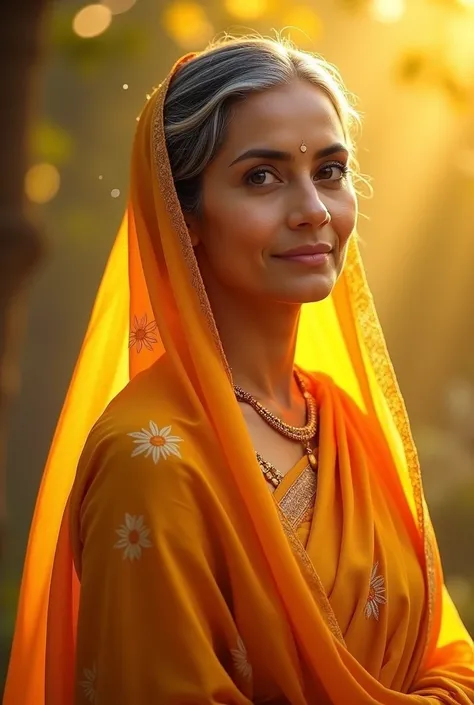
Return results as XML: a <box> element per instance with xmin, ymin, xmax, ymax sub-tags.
<box><xmin>276</xmin><ymin>252</ymin><xmax>330</xmax><ymax>266</ymax></box>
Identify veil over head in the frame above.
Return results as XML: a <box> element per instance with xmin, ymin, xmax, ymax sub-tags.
<box><xmin>4</xmin><ymin>51</ymin><xmax>471</xmax><ymax>705</ymax></box>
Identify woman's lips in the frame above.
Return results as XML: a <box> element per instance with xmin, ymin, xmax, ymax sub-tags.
<box><xmin>275</xmin><ymin>252</ymin><xmax>331</xmax><ymax>266</ymax></box>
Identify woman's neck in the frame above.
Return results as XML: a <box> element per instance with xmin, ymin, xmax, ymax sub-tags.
<box><xmin>207</xmin><ymin>286</ymin><xmax>301</xmax><ymax>407</ymax></box>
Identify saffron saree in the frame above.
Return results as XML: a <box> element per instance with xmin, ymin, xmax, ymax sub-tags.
<box><xmin>4</xmin><ymin>53</ymin><xmax>474</xmax><ymax>705</ymax></box>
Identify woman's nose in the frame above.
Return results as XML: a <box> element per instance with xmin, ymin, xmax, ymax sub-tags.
<box><xmin>287</xmin><ymin>183</ymin><xmax>330</xmax><ymax>230</ymax></box>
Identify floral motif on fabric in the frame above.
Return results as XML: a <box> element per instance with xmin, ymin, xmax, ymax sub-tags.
<box><xmin>79</xmin><ymin>663</ymin><xmax>97</xmax><ymax>703</ymax></box>
<box><xmin>231</xmin><ymin>635</ymin><xmax>253</xmax><ymax>682</ymax></box>
<box><xmin>114</xmin><ymin>513</ymin><xmax>152</xmax><ymax>561</ymax></box>
<box><xmin>129</xmin><ymin>314</ymin><xmax>158</xmax><ymax>353</ymax></box>
<box><xmin>128</xmin><ymin>421</ymin><xmax>183</xmax><ymax>463</ymax></box>
<box><xmin>364</xmin><ymin>562</ymin><xmax>387</xmax><ymax>620</ymax></box>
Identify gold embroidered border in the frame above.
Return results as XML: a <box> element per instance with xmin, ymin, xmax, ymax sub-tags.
<box><xmin>344</xmin><ymin>238</ymin><xmax>435</xmax><ymax>658</ymax></box>
<box><xmin>151</xmin><ymin>63</ymin><xmax>232</xmax><ymax>380</ymax></box>
<box><xmin>421</xmin><ymin>508</ymin><xmax>437</xmax><ymax>663</ymax></box>
<box><xmin>277</xmin><ymin>505</ymin><xmax>346</xmax><ymax>646</ymax></box>
<box><xmin>278</xmin><ymin>465</ymin><xmax>317</xmax><ymax>528</ymax></box>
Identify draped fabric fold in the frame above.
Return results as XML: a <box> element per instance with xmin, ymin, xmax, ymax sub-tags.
<box><xmin>4</xmin><ymin>53</ymin><xmax>474</xmax><ymax>705</ymax></box>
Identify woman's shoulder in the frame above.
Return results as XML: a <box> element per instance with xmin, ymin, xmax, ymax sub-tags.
<box><xmin>71</xmin><ymin>356</ymin><xmax>210</xmax><ymax>521</ymax></box>
<box><xmin>97</xmin><ymin>355</ymin><xmax>185</xmax><ymax>426</ymax></box>
<box><xmin>87</xmin><ymin>355</ymin><xmax>202</xmax><ymax>448</ymax></box>
<box><xmin>69</xmin><ymin>358</ymin><xmax>227</xmax><ymax>578</ymax></box>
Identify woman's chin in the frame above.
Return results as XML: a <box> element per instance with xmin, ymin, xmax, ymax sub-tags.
<box><xmin>274</xmin><ymin>273</ymin><xmax>338</xmax><ymax>305</ymax></box>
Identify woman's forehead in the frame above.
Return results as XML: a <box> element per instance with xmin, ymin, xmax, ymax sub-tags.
<box><xmin>224</xmin><ymin>80</ymin><xmax>345</xmax><ymax>153</ymax></box>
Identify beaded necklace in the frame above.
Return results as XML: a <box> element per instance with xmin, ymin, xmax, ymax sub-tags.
<box><xmin>234</xmin><ymin>370</ymin><xmax>317</xmax><ymax>487</ymax></box>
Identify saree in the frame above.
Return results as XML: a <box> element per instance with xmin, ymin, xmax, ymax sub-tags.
<box><xmin>4</xmin><ymin>52</ymin><xmax>474</xmax><ymax>704</ymax></box>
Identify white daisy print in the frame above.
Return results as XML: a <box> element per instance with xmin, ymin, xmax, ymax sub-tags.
<box><xmin>114</xmin><ymin>513</ymin><xmax>152</xmax><ymax>561</ymax></box>
<box><xmin>128</xmin><ymin>421</ymin><xmax>183</xmax><ymax>464</ymax></box>
<box><xmin>364</xmin><ymin>562</ymin><xmax>387</xmax><ymax>620</ymax></box>
<box><xmin>231</xmin><ymin>635</ymin><xmax>252</xmax><ymax>682</ymax></box>
<box><xmin>79</xmin><ymin>663</ymin><xmax>97</xmax><ymax>703</ymax></box>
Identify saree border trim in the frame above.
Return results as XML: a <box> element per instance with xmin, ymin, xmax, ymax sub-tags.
<box><xmin>344</xmin><ymin>238</ymin><xmax>435</xmax><ymax>662</ymax></box>
<box><xmin>278</xmin><ymin>464</ymin><xmax>318</xmax><ymax>529</ymax></box>
<box><xmin>277</xmin><ymin>505</ymin><xmax>346</xmax><ymax>646</ymax></box>
<box><xmin>151</xmin><ymin>66</ymin><xmax>232</xmax><ymax>380</ymax></box>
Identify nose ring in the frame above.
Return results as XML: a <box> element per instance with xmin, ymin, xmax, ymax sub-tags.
<box><xmin>322</xmin><ymin>210</ymin><xmax>332</xmax><ymax>226</ymax></box>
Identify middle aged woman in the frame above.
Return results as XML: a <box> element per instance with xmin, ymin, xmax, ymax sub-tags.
<box><xmin>4</xmin><ymin>35</ymin><xmax>474</xmax><ymax>705</ymax></box>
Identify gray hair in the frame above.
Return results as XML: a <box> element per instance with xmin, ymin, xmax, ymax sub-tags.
<box><xmin>164</xmin><ymin>35</ymin><xmax>361</xmax><ymax>214</ymax></box>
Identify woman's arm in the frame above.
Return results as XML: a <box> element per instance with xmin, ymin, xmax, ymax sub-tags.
<box><xmin>70</xmin><ymin>426</ymin><xmax>254</xmax><ymax>705</ymax></box>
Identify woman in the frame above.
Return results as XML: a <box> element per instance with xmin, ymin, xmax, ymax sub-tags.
<box><xmin>4</xmin><ymin>36</ymin><xmax>474</xmax><ymax>705</ymax></box>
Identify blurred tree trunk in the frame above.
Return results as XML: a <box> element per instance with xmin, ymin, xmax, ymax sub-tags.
<box><xmin>0</xmin><ymin>1</ymin><xmax>49</xmax><ymax>552</ymax></box>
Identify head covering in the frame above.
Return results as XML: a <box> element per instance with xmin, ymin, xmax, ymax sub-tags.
<box><xmin>4</xmin><ymin>51</ymin><xmax>473</xmax><ymax>705</ymax></box>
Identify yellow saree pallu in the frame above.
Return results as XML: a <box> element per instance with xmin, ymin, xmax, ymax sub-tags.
<box><xmin>4</xmin><ymin>53</ymin><xmax>474</xmax><ymax>705</ymax></box>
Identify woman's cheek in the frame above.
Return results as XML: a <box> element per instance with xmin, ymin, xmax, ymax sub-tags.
<box><xmin>334</xmin><ymin>196</ymin><xmax>357</xmax><ymax>236</ymax></box>
<box><xmin>229</xmin><ymin>213</ymin><xmax>278</xmax><ymax>250</ymax></box>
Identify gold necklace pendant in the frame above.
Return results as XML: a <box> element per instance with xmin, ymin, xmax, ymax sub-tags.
<box><xmin>304</xmin><ymin>444</ymin><xmax>318</xmax><ymax>470</ymax></box>
<box><xmin>234</xmin><ymin>369</ymin><xmax>318</xmax><ymax>488</ymax></box>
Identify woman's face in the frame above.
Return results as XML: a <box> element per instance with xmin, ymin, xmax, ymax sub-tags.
<box><xmin>188</xmin><ymin>79</ymin><xmax>358</xmax><ymax>306</ymax></box>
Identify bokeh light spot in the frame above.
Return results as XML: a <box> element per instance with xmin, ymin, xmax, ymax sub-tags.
<box><xmin>111</xmin><ymin>188</ymin><xmax>121</xmax><ymax>198</ymax></box>
<box><xmin>101</xmin><ymin>0</ymin><xmax>137</xmax><ymax>15</ymax></box>
<box><xmin>25</xmin><ymin>163</ymin><xmax>61</xmax><ymax>204</ymax></box>
<box><xmin>73</xmin><ymin>4</ymin><xmax>112</xmax><ymax>39</ymax></box>
<box><xmin>225</xmin><ymin>0</ymin><xmax>268</xmax><ymax>20</ymax></box>
<box><xmin>162</xmin><ymin>1</ymin><xmax>214</xmax><ymax>49</ymax></box>
<box><xmin>123</xmin><ymin>83</ymin><xmax>129</xmax><ymax>90</ymax></box>
<box><xmin>371</xmin><ymin>0</ymin><xmax>405</xmax><ymax>23</ymax></box>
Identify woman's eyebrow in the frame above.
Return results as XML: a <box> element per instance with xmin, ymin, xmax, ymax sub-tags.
<box><xmin>228</xmin><ymin>142</ymin><xmax>349</xmax><ymax>167</ymax></box>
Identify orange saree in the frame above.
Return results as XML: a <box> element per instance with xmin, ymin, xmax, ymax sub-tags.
<box><xmin>4</xmin><ymin>54</ymin><xmax>474</xmax><ymax>705</ymax></box>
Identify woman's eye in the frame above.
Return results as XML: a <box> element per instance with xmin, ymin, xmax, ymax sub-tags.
<box><xmin>317</xmin><ymin>163</ymin><xmax>349</xmax><ymax>181</ymax></box>
<box><xmin>247</xmin><ymin>169</ymin><xmax>279</xmax><ymax>186</ymax></box>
